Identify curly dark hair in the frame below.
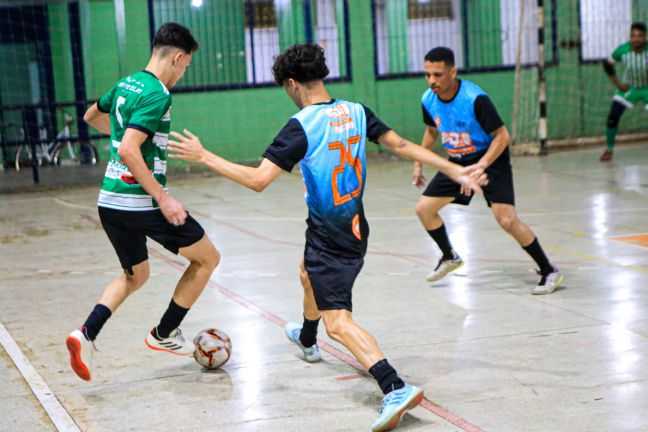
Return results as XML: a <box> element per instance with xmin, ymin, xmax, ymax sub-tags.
<box><xmin>272</xmin><ymin>43</ymin><xmax>329</xmax><ymax>85</ymax></box>
<box><xmin>153</xmin><ymin>22</ymin><xmax>199</xmax><ymax>54</ymax></box>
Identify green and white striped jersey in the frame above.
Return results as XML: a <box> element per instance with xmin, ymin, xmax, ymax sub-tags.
<box><xmin>96</xmin><ymin>70</ymin><xmax>172</xmax><ymax>211</ymax></box>
<box><xmin>610</xmin><ymin>42</ymin><xmax>648</xmax><ymax>88</ymax></box>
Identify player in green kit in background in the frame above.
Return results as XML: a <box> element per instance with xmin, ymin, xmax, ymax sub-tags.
<box><xmin>601</xmin><ymin>22</ymin><xmax>648</xmax><ymax>161</ymax></box>
<box><xmin>65</xmin><ymin>23</ymin><xmax>220</xmax><ymax>381</ymax></box>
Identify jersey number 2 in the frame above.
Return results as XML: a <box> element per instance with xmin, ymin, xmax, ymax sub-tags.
<box><xmin>329</xmin><ymin>135</ymin><xmax>362</xmax><ymax>206</ymax></box>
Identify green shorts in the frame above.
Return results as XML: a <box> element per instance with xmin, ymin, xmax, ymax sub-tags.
<box><xmin>613</xmin><ymin>87</ymin><xmax>648</xmax><ymax>109</ymax></box>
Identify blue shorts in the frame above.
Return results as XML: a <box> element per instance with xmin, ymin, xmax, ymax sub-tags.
<box><xmin>303</xmin><ymin>242</ymin><xmax>364</xmax><ymax>312</ymax></box>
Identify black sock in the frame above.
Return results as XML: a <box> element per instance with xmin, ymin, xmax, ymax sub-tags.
<box><xmin>523</xmin><ymin>237</ymin><xmax>553</xmax><ymax>275</ymax></box>
<box><xmin>369</xmin><ymin>359</ymin><xmax>405</xmax><ymax>395</ymax></box>
<box><xmin>427</xmin><ymin>224</ymin><xmax>454</xmax><ymax>259</ymax></box>
<box><xmin>156</xmin><ymin>299</ymin><xmax>189</xmax><ymax>339</ymax></box>
<box><xmin>299</xmin><ymin>315</ymin><xmax>320</xmax><ymax>348</ymax></box>
<box><xmin>82</xmin><ymin>304</ymin><xmax>112</xmax><ymax>341</ymax></box>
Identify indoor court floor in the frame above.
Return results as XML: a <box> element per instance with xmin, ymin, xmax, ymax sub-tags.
<box><xmin>1</xmin><ymin>143</ymin><xmax>647</xmax><ymax>432</ymax></box>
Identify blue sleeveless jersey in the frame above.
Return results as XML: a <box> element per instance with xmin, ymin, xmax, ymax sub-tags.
<box><xmin>421</xmin><ymin>80</ymin><xmax>493</xmax><ymax>157</ymax></box>
<box><xmin>293</xmin><ymin>100</ymin><xmax>370</xmax><ymax>256</ymax></box>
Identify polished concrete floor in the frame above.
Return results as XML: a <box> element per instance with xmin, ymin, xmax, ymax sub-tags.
<box><xmin>1</xmin><ymin>144</ymin><xmax>647</xmax><ymax>432</ymax></box>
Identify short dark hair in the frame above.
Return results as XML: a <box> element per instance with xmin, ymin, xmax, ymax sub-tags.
<box><xmin>272</xmin><ymin>43</ymin><xmax>330</xmax><ymax>86</ymax></box>
<box><xmin>424</xmin><ymin>47</ymin><xmax>455</xmax><ymax>67</ymax></box>
<box><xmin>631</xmin><ymin>22</ymin><xmax>647</xmax><ymax>33</ymax></box>
<box><xmin>152</xmin><ymin>22</ymin><xmax>199</xmax><ymax>54</ymax></box>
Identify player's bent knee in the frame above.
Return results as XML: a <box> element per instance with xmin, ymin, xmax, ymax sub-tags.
<box><xmin>607</xmin><ymin>102</ymin><xmax>625</xmax><ymax>128</ymax></box>
<box><xmin>186</xmin><ymin>237</ymin><xmax>220</xmax><ymax>270</ymax></box>
<box><xmin>607</xmin><ymin>114</ymin><xmax>621</xmax><ymax>128</ymax></box>
<box><xmin>496</xmin><ymin>215</ymin><xmax>516</xmax><ymax>232</ymax></box>
<box><xmin>205</xmin><ymin>245</ymin><xmax>220</xmax><ymax>271</ymax></box>
<box><xmin>322</xmin><ymin>314</ymin><xmax>350</xmax><ymax>342</ymax></box>
<box><xmin>415</xmin><ymin>200</ymin><xmax>437</xmax><ymax>219</ymax></box>
<box><xmin>125</xmin><ymin>268</ymin><xmax>149</xmax><ymax>291</ymax></box>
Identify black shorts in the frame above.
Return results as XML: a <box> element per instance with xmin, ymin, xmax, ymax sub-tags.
<box><xmin>303</xmin><ymin>242</ymin><xmax>364</xmax><ymax>312</ymax></box>
<box><xmin>98</xmin><ymin>206</ymin><xmax>205</xmax><ymax>274</ymax></box>
<box><xmin>423</xmin><ymin>148</ymin><xmax>515</xmax><ymax>207</ymax></box>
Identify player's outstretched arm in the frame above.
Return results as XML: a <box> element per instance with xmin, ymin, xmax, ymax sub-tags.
<box><xmin>83</xmin><ymin>103</ymin><xmax>111</xmax><ymax>135</ymax></box>
<box><xmin>168</xmin><ymin>129</ymin><xmax>283</xmax><ymax>192</ymax></box>
<box><xmin>378</xmin><ymin>130</ymin><xmax>486</xmax><ymax>195</ymax></box>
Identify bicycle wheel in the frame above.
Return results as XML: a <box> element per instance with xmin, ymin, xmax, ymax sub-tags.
<box><xmin>52</xmin><ymin>141</ymin><xmax>99</xmax><ymax>167</ymax></box>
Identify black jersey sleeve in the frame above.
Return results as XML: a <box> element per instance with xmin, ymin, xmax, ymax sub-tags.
<box><xmin>262</xmin><ymin>118</ymin><xmax>308</xmax><ymax>172</ymax></box>
<box><xmin>474</xmin><ymin>95</ymin><xmax>504</xmax><ymax>134</ymax></box>
<box><xmin>422</xmin><ymin>104</ymin><xmax>436</xmax><ymax>126</ymax></box>
<box><xmin>362</xmin><ymin>105</ymin><xmax>391</xmax><ymax>143</ymax></box>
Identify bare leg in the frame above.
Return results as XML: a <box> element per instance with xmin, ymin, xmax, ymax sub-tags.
<box><xmin>491</xmin><ymin>203</ymin><xmax>535</xmax><ymax>246</ymax></box>
<box><xmin>415</xmin><ymin>196</ymin><xmax>454</xmax><ymax>230</ymax></box>
<box><xmin>172</xmin><ymin>234</ymin><xmax>220</xmax><ymax>308</ymax></box>
<box><xmin>299</xmin><ymin>260</ymin><xmax>321</xmax><ymax>321</ymax></box>
<box><xmin>98</xmin><ymin>260</ymin><xmax>150</xmax><ymax>311</ymax></box>
<box><xmin>320</xmin><ymin>309</ymin><xmax>385</xmax><ymax>369</ymax></box>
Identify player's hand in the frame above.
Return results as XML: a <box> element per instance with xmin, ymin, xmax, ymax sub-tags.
<box><xmin>461</xmin><ymin>163</ymin><xmax>488</xmax><ymax>183</ymax></box>
<box><xmin>412</xmin><ymin>163</ymin><xmax>426</xmax><ymax>188</ymax></box>
<box><xmin>618</xmin><ymin>83</ymin><xmax>630</xmax><ymax>92</ymax></box>
<box><xmin>457</xmin><ymin>164</ymin><xmax>488</xmax><ymax>196</ymax></box>
<box><xmin>168</xmin><ymin>129</ymin><xmax>207</xmax><ymax>163</ymax></box>
<box><xmin>158</xmin><ymin>193</ymin><xmax>187</xmax><ymax>226</ymax></box>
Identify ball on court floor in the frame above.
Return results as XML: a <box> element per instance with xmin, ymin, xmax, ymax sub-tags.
<box><xmin>193</xmin><ymin>328</ymin><xmax>232</xmax><ymax>369</ymax></box>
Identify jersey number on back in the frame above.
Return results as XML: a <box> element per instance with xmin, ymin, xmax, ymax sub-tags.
<box><xmin>329</xmin><ymin>135</ymin><xmax>362</xmax><ymax>206</ymax></box>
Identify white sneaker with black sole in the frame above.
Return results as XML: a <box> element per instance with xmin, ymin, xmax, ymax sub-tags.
<box><xmin>145</xmin><ymin>327</ymin><xmax>194</xmax><ymax>356</ymax></box>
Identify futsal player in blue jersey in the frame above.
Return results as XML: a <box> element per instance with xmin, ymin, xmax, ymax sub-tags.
<box><xmin>412</xmin><ymin>47</ymin><xmax>563</xmax><ymax>294</ymax></box>
<box><xmin>168</xmin><ymin>44</ymin><xmax>485</xmax><ymax>431</ymax></box>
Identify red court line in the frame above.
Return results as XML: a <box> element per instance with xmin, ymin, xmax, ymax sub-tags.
<box><xmin>336</xmin><ymin>374</ymin><xmax>364</xmax><ymax>381</ymax></box>
<box><xmin>82</xmin><ymin>213</ymin><xmax>486</xmax><ymax>432</ymax></box>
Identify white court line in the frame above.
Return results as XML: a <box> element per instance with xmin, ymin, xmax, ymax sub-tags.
<box><xmin>0</xmin><ymin>321</ymin><xmax>80</xmax><ymax>432</ymax></box>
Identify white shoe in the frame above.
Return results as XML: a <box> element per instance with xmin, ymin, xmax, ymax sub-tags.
<box><xmin>145</xmin><ymin>327</ymin><xmax>194</xmax><ymax>356</ymax></box>
<box><xmin>371</xmin><ymin>384</ymin><xmax>424</xmax><ymax>431</ymax></box>
<box><xmin>66</xmin><ymin>329</ymin><xmax>95</xmax><ymax>381</ymax></box>
<box><xmin>532</xmin><ymin>267</ymin><xmax>564</xmax><ymax>295</ymax></box>
<box><xmin>426</xmin><ymin>252</ymin><xmax>464</xmax><ymax>282</ymax></box>
<box><xmin>284</xmin><ymin>321</ymin><xmax>321</xmax><ymax>363</ymax></box>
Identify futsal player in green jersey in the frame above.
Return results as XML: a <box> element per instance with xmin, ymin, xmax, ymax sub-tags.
<box><xmin>601</xmin><ymin>22</ymin><xmax>648</xmax><ymax>161</ymax></box>
<box><xmin>65</xmin><ymin>23</ymin><xmax>220</xmax><ymax>381</ymax></box>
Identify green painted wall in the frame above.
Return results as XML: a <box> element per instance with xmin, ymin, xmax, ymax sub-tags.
<box><xmin>45</xmin><ymin>0</ymin><xmax>648</xmax><ymax>163</ymax></box>
<box><xmin>49</xmin><ymin>5</ymin><xmax>75</xmax><ymax>103</ymax></box>
<box><xmin>464</xmin><ymin>0</ymin><xmax>502</xmax><ymax>68</ymax></box>
<box><xmin>79</xmin><ymin>0</ymin><xmax>121</xmax><ymax>99</ymax></box>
